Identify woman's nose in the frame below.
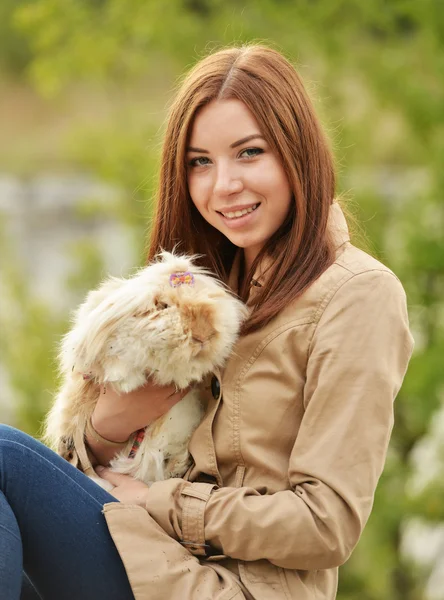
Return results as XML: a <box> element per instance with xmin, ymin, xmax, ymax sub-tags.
<box><xmin>213</xmin><ymin>164</ymin><xmax>243</xmax><ymax>197</ymax></box>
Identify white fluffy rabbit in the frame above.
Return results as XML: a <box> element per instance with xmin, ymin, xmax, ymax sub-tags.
<box><xmin>44</xmin><ymin>251</ymin><xmax>248</xmax><ymax>490</ymax></box>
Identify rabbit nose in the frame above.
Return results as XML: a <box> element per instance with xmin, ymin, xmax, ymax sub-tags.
<box><xmin>191</xmin><ymin>337</ymin><xmax>206</xmax><ymax>358</ymax></box>
<box><xmin>187</xmin><ymin>307</ymin><xmax>216</xmax><ymax>345</ymax></box>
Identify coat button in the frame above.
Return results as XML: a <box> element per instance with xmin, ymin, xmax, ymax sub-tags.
<box><xmin>211</xmin><ymin>375</ymin><xmax>221</xmax><ymax>400</ymax></box>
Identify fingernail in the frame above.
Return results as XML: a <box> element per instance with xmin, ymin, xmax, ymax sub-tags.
<box><xmin>96</xmin><ymin>466</ymin><xmax>105</xmax><ymax>473</ymax></box>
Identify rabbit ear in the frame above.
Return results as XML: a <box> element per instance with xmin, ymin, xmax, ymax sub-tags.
<box><xmin>74</xmin><ymin>303</ymin><xmax>125</xmax><ymax>370</ymax></box>
<box><xmin>75</xmin><ymin>278</ymin><xmax>160</xmax><ymax>369</ymax></box>
<box><xmin>74</xmin><ymin>277</ymin><xmax>124</xmax><ymax>322</ymax></box>
<box><xmin>58</xmin><ymin>277</ymin><xmax>125</xmax><ymax>376</ymax></box>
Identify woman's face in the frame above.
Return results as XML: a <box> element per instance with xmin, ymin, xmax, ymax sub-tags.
<box><xmin>187</xmin><ymin>99</ymin><xmax>292</xmax><ymax>269</ymax></box>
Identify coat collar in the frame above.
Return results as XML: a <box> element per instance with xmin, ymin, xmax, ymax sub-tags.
<box><xmin>329</xmin><ymin>201</ymin><xmax>350</xmax><ymax>251</ymax></box>
<box><xmin>227</xmin><ymin>202</ymin><xmax>350</xmax><ymax>294</ymax></box>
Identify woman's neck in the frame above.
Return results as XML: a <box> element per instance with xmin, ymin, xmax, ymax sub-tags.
<box><xmin>243</xmin><ymin>245</ymin><xmax>261</xmax><ymax>274</ymax></box>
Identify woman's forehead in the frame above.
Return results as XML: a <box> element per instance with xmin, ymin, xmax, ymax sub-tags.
<box><xmin>188</xmin><ymin>99</ymin><xmax>262</xmax><ymax>148</ymax></box>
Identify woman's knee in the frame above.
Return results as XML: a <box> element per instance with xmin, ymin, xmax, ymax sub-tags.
<box><xmin>0</xmin><ymin>425</ymin><xmax>48</xmax><ymax>487</ymax></box>
<box><xmin>0</xmin><ymin>424</ymin><xmax>22</xmax><ymax>442</ymax></box>
<box><xmin>0</xmin><ymin>425</ymin><xmax>38</xmax><ymax>455</ymax></box>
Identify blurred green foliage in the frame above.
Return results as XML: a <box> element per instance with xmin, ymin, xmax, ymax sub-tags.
<box><xmin>0</xmin><ymin>0</ymin><xmax>32</xmax><ymax>73</ymax></box>
<box><xmin>0</xmin><ymin>218</ymin><xmax>66</xmax><ymax>437</ymax></box>
<box><xmin>0</xmin><ymin>1</ymin><xmax>443</xmax><ymax>598</ymax></box>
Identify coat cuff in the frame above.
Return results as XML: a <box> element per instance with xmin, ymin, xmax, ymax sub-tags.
<box><xmin>145</xmin><ymin>478</ymin><xmax>187</xmax><ymax>540</ymax></box>
<box><xmin>180</xmin><ymin>482</ymin><xmax>217</xmax><ymax>556</ymax></box>
<box><xmin>146</xmin><ymin>479</ymin><xmax>219</xmax><ymax>557</ymax></box>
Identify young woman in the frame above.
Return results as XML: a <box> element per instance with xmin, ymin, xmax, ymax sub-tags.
<box><xmin>0</xmin><ymin>45</ymin><xmax>414</xmax><ymax>600</ymax></box>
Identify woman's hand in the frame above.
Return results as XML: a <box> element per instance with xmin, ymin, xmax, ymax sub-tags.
<box><xmin>87</xmin><ymin>379</ymin><xmax>190</xmax><ymax>466</ymax></box>
<box><xmin>92</xmin><ymin>379</ymin><xmax>190</xmax><ymax>443</ymax></box>
<box><xmin>95</xmin><ymin>466</ymin><xmax>150</xmax><ymax>506</ymax></box>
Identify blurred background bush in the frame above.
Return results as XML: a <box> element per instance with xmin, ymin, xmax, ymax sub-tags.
<box><xmin>0</xmin><ymin>0</ymin><xmax>443</xmax><ymax>597</ymax></box>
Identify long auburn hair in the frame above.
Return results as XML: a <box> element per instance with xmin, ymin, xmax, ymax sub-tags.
<box><xmin>147</xmin><ymin>44</ymin><xmax>337</xmax><ymax>334</ymax></box>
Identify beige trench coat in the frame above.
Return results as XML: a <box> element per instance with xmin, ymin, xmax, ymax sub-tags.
<box><xmin>100</xmin><ymin>203</ymin><xmax>414</xmax><ymax>600</ymax></box>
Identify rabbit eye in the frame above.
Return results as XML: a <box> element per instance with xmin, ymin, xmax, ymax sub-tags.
<box><xmin>155</xmin><ymin>300</ymin><xmax>169</xmax><ymax>310</ymax></box>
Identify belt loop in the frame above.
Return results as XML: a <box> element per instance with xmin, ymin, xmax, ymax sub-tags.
<box><xmin>234</xmin><ymin>465</ymin><xmax>245</xmax><ymax>488</ymax></box>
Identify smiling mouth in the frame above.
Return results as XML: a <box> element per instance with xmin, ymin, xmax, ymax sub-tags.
<box><xmin>218</xmin><ymin>204</ymin><xmax>260</xmax><ymax>219</ymax></box>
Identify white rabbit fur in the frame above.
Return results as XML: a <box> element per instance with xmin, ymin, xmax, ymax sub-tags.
<box><xmin>44</xmin><ymin>251</ymin><xmax>248</xmax><ymax>490</ymax></box>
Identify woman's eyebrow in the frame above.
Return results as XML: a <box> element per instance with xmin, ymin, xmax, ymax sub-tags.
<box><xmin>231</xmin><ymin>134</ymin><xmax>265</xmax><ymax>149</ymax></box>
<box><xmin>186</xmin><ymin>134</ymin><xmax>265</xmax><ymax>153</ymax></box>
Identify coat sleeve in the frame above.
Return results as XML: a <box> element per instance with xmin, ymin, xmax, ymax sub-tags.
<box><xmin>145</xmin><ymin>270</ymin><xmax>414</xmax><ymax>570</ymax></box>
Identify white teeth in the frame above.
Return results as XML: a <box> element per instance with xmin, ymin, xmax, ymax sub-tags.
<box><xmin>222</xmin><ymin>204</ymin><xmax>258</xmax><ymax>219</ymax></box>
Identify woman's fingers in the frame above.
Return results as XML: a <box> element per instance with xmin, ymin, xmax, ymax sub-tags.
<box><xmin>162</xmin><ymin>385</ymin><xmax>191</xmax><ymax>413</ymax></box>
<box><xmin>92</xmin><ymin>380</ymin><xmax>193</xmax><ymax>444</ymax></box>
<box><xmin>167</xmin><ymin>384</ymin><xmax>191</xmax><ymax>398</ymax></box>
<box><xmin>94</xmin><ymin>467</ymin><xmax>151</xmax><ymax>505</ymax></box>
<box><xmin>95</xmin><ymin>466</ymin><xmax>126</xmax><ymax>485</ymax></box>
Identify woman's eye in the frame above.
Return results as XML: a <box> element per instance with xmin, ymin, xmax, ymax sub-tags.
<box><xmin>189</xmin><ymin>156</ymin><xmax>211</xmax><ymax>167</ymax></box>
<box><xmin>239</xmin><ymin>147</ymin><xmax>263</xmax><ymax>159</ymax></box>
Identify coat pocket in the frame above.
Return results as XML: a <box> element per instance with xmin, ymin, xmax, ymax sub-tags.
<box><xmin>243</xmin><ymin>560</ymin><xmax>282</xmax><ymax>584</ymax></box>
<box><xmin>242</xmin><ymin>561</ymin><xmax>320</xmax><ymax>600</ymax></box>
<box><xmin>240</xmin><ymin>560</ymin><xmax>290</xmax><ymax>600</ymax></box>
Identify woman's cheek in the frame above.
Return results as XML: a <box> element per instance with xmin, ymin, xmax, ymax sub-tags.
<box><xmin>187</xmin><ymin>178</ymin><xmax>200</xmax><ymax>210</ymax></box>
<box><xmin>188</xmin><ymin>173</ymin><xmax>206</xmax><ymax>206</ymax></box>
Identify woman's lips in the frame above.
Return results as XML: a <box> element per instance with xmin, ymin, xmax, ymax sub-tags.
<box><xmin>217</xmin><ymin>203</ymin><xmax>260</xmax><ymax>229</ymax></box>
<box><xmin>217</xmin><ymin>202</ymin><xmax>260</xmax><ymax>229</ymax></box>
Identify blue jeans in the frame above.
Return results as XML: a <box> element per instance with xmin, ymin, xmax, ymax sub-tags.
<box><xmin>0</xmin><ymin>424</ymin><xmax>135</xmax><ymax>600</ymax></box>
